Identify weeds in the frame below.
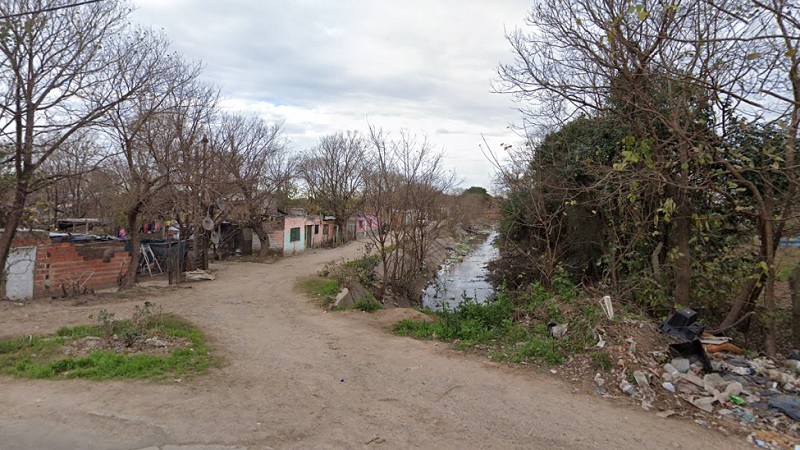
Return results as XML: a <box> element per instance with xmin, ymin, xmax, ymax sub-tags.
<box><xmin>394</xmin><ymin>280</ymin><xmax>605</xmax><ymax>367</ymax></box>
<box><xmin>298</xmin><ymin>276</ymin><xmax>341</xmax><ymax>307</ymax></box>
<box><xmin>0</xmin><ymin>306</ymin><xmax>212</xmax><ymax>380</ymax></box>
<box><xmin>353</xmin><ymin>296</ymin><xmax>384</xmax><ymax>312</ymax></box>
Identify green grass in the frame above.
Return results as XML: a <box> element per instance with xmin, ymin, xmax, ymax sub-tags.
<box><xmin>393</xmin><ymin>282</ymin><xmax>603</xmax><ymax>367</ymax></box>
<box><xmin>0</xmin><ymin>314</ymin><xmax>212</xmax><ymax>380</ymax></box>
<box><xmin>353</xmin><ymin>297</ymin><xmax>384</xmax><ymax>312</ymax></box>
<box><xmin>298</xmin><ymin>276</ymin><xmax>341</xmax><ymax>307</ymax></box>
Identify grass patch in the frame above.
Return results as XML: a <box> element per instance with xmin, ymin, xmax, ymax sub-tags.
<box><xmin>298</xmin><ymin>276</ymin><xmax>341</xmax><ymax>307</ymax></box>
<box><xmin>353</xmin><ymin>296</ymin><xmax>384</xmax><ymax>312</ymax></box>
<box><xmin>0</xmin><ymin>312</ymin><xmax>212</xmax><ymax>380</ymax></box>
<box><xmin>393</xmin><ymin>280</ymin><xmax>603</xmax><ymax>367</ymax></box>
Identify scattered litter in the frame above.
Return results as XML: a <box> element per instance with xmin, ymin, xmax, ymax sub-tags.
<box><xmin>768</xmin><ymin>395</ymin><xmax>800</xmax><ymax>421</ymax></box>
<box><xmin>688</xmin><ymin>395</ymin><xmax>715</xmax><ymax>413</ymax></box>
<box><xmin>704</xmin><ymin>342</ymin><xmax>743</xmax><ymax>354</ymax></box>
<box><xmin>600</xmin><ymin>295</ymin><xmax>614</xmax><ymax>320</ymax></box>
<box><xmin>547</xmin><ymin>323</ymin><xmax>569</xmax><ymax>339</ymax></box>
<box><xmin>634</xmin><ymin>371</ymin><xmax>653</xmax><ymax>396</ymax></box>
<box><xmin>729</xmin><ymin>395</ymin><xmax>746</xmax><ymax>406</ymax></box>
<box><xmin>563</xmin><ymin>308</ymin><xmax>800</xmax><ymax>446</ymax></box>
<box><xmin>732</xmin><ymin>406</ymin><xmax>756</xmax><ymax>424</ymax></box>
<box><xmin>656</xmin><ymin>409</ymin><xmax>675</xmax><ymax>419</ymax></box>
<box><xmin>670</xmin><ymin>358</ymin><xmax>691</xmax><ymax>374</ymax></box>
<box><xmin>594</xmin><ymin>373</ymin><xmax>606</xmax><ymax>387</ymax></box>
<box><xmin>595</xmin><ymin>332</ymin><xmax>606</xmax><ymax>349</ymax></box>
<box><xmin>183</xmin><ymin>270</ymin><xmax>215</xmax><ymax>281</ymax></box>
<box><xmin>660</xmin><ymin>309</ymin><xmax>703</xmax><ymax>341</ymax></box>
<box><xmin>619</xmin><ymin>380</ymin><xmax>634</xmax><ymax>395</ymax></box>
<box><xmin>668</xmin><ymin>340</ymin><xmax>712</xmax><ymax>373</ymax></box>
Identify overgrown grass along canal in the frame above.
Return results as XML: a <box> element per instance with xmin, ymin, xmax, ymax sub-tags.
<box><xmin>394</xmin><ymin>272</ymin><xmax>606</xmax><ymax>366</ymax></box>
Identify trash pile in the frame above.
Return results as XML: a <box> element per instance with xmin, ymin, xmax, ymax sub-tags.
<box><xmin>593</xmin><ymin>308</ymin><xmax>800</xmax><ymax>449</ymax></box>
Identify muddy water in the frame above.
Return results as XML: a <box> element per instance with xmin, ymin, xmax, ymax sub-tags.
<box><xmin>421</xmin><ymin>231</ymin><xmax>499</xmax><ymax>311</ymax></box>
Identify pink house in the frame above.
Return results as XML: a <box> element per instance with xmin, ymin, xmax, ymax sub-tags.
<box><xmin>347</xmin><ymin>213</ymin><xmax>379</xmax><ymax>240</ymax></box>
<box><xmin>262</xmin><ymin>214</ymin><xmax>338</xmax><ymax>256</ymax></box>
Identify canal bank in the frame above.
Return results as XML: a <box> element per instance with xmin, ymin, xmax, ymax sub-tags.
<box><xmin>421</xmin><ymin>230</ymin><xmax>499</xmax><ymax>310</ymax></box>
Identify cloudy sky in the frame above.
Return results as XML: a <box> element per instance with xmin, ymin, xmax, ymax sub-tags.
<box><xmin>131</xmin><ymin>1</ymin><xmax>532</xmax><ymax>192</ymax></box>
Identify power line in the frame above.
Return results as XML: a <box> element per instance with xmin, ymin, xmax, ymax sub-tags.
<box><xmin>0</xmin><ymin>0</ymin><xmax>106</xmax><ymax>20</ymax></box>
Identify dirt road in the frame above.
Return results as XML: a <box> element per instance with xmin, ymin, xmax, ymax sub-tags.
<box><xmin>0</xmin><ymin>241</ymin><xmax>747</xmax><ymax>450</ymax></box>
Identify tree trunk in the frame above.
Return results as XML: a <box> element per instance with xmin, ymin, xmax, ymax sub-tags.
<box><xmin>121</xmin><ymin>207</ymin><xmax>141</xmax><ymax>289</ymax></box>
<box><xmin>672</xmin><ymin>194</ymin><xmax>692</xmax><ymax>307</ymax></box>
<box><xmin>762</xmin><ymin>210</ymin><xmax>778</xmax><ymax>357</ymax></box>
<box><xmin>253</xmin><ymin>224</ymin><xmax>271</xmax><ymax>257</ymax></box>
<box><xmin>336</xmin><ymin>218</ymin><xmax>348</xmax><ymax>244</ymax></box>
<box><xmin>0</xmin><ymin>187</ymin><xmax>28</xmax><ymax>298</ymax></box>
<box><xmin>719</xmin><ymin>277</ymin><xmax>759</xmax><ymax>329</ymax></box>
<box><xmin>791</xmin><ymin>264</ymin><xmax>800</xmax><ymax>348</ymax></box>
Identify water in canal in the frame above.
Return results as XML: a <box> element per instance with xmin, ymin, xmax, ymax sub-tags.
<box><xmin>421</xmin><ymin>231</ymin><xmax>499</xmax><ymax>311</ymax></box>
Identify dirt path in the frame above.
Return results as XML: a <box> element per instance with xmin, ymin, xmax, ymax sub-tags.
<box><xmin>0</xmin><ymin>241</ymin><xmax>748</xmax><ymax>450</ymax></box>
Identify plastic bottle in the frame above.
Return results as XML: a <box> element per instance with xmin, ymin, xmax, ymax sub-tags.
<box><xmin>619</xmin><ymin>380</ymin><xmax>635</xmax><ymax>395</ymax></box>
<box><xmin>664</xmin><ymin>363</ymin><xmax>680</xmax><ymax>377</ymax></box>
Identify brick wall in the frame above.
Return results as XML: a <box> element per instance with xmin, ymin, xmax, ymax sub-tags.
<box><xmin>33</xmin><ymin>242</ymin><xmax>130</xmax><ymax>297</ymax></box>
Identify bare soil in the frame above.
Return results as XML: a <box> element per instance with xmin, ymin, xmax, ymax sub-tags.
<box><xmin>0</xmin><ymin>241</ymin><xmax>749</xmax><ymax>450</ymax></box>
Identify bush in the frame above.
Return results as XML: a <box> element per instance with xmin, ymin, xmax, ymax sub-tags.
<box><xmin>353</xmin><ymin>297</ymin><xmax>384</xmax><ymax>313</ymax></box>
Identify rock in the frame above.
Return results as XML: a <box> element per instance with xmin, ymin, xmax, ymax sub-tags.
<box><xmin>145</xmin><ymin>337</ymin><xmax>167</xmax><ymax>348</ymax></box>
<box><xmin>334</xmin><ymin>288</ymin><xmax>353</xmax><ymax>308</ymax></box>
<box><xmin>347</xmin><ymin>281</ymin><xmax>372</xmax><ymax>303</ymax></box>
<box><xmin>769</xmin><ymin>395</ymin><xmax>800</xmax><ymax>421</ymax></box>
<box><xmin>82</xmin><ymin>336</ymin><xmax>103</xmax><ymax>350</ymax></box>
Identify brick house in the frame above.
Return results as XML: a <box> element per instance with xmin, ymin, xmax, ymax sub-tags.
<box><xmin>5</xmin><ymin>231</ymin><xmax>130</xmax><ymax>300</ymax></box>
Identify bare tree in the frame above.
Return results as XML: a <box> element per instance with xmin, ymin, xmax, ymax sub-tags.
<box><xmin>212</xmin><ymin>113</ymin><xmax>293</xmax><ymax>256</ymax></box>
<box><xmin>299</xmin><ymin>132</ymin><xmax>367</xmax><ymax>242</ymax></box>
<box><xmin>364</xmin><ymin>126</ymin><xmax>456</xmax><ymax>301</ymax></box>
<box><xmin>104</xmin><ymin>46</ymin><xmax>210</xmax><ymax>287</ymax></box>
<box><xmin>0</xmin><ymin>0</ymin><xmax>183</xmax><ymax>290</ymax></box>
<box><xmin>37</xmin><ymin>132</ymin><xmax>107</xmax><ymax>225</ymax></box>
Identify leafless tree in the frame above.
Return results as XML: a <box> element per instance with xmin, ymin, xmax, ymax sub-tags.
<box><xmin>103</xmin><ymin>45</ymin><xmax>210</xmax><ymax>287</ymax></box>
<box><xmin>299</xmin><ymin>132</ymin><xmax>367</xmax><ymax>242</ymax></box>
<box><xmin>364</xmin><ymin>126</ymin><xmax>456</xmax><ymax>300</ymax></box>
<box><xmin>37</xmin><ymin>132</ymin><xmax>108</xmax><ymax>224</ymax></box>
<box><xmin>212</xmin><ymin>113</ymin><xmax>293</xmax><ymax>256</ymax></box>
<box><xmin>0</xmin><ymin>0</ymin><xmax>186</xmax><ymax>290</ymax></box>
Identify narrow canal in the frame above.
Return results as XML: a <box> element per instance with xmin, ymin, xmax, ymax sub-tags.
<box><xmin>421</xmin><ymin>230</ymin><xmax>499</xmax><ymax>311</ymax></box>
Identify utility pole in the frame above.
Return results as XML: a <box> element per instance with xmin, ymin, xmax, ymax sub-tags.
<box><xmin>200</xmin><ymin>134</ymin><xmax>209</xmax><ymax>270</ymax></box>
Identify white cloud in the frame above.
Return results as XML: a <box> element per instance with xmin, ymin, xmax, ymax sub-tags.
<box><xmin>131</xmin><ymin>0</ymin><xmax>531</xmax><ymax>192</ymax></box>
